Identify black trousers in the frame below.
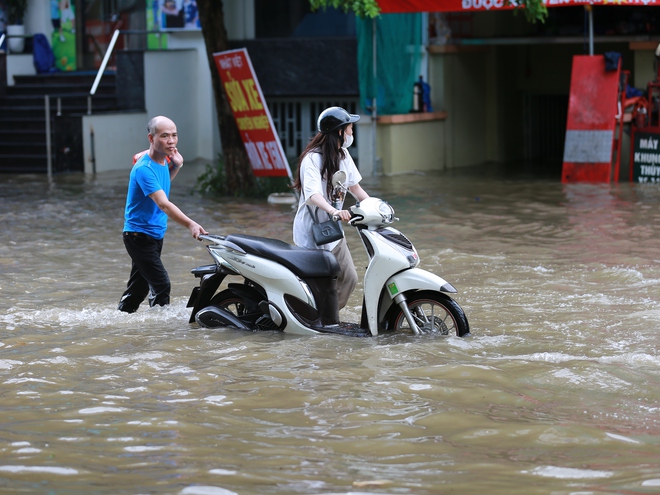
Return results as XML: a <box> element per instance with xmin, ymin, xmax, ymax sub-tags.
<box><xmin>118</xmin><ymin>232</ymin><xmax>170</xmax><ymax>313</ymax></box>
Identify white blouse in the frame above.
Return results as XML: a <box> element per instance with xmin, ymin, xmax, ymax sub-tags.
<box><xmin>292</xmin><ymin>150</ymin><xmax>362</xmax><ymax>250</ymax></box>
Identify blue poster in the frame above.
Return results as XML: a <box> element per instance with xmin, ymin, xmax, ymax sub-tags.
<box><xmin>159</xmin><ymin>0</ymin><xmax>200</xmax><ymax>30</ymax></box>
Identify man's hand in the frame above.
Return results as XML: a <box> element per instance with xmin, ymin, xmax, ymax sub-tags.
<box><xmin>169</xmin><ymin>148</ymin><xmax>184</xmax><ymax>169</ymax></box>
<box><xmin>189</xmin><ymin>223</ymin><xmax>208</xmax><ymax>240</ymax></box>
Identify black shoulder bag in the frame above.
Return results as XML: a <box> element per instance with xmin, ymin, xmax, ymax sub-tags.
<box><xmin>307</xmin><ymin>205</ymin><xmax>344</xmax><ymax>246</ymax></box>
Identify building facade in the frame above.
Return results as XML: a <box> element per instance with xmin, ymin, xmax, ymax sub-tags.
<box><xmin>5</xmin><ymin>0</ymin><xmax>660</xmax><ymax>178</ymax></box>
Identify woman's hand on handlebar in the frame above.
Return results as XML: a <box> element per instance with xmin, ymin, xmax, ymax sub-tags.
<box><xmin>332</xmin><ymin>209</ymin><xmax>352</xmax><ymax>222</ymax></box>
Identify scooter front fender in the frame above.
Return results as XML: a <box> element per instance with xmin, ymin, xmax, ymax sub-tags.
<box><xmin>386</xmin><ymin>268</ymin><xmax>456</xmax><ymax>297</ymax></box>
<box><xmin>368</xmin><ymin>268</ymin><xmax>457</xmax><ymax>336</ymax></box>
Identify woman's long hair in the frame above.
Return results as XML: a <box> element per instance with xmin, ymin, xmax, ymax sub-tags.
<box><xmin>291</xmin><ymin>126</ymin><xmax>347</xmax><ymax>198</ymax></box>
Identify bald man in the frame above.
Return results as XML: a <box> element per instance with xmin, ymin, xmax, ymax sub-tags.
<box><xmin>118</xmin><ymin>116</ymin><xmax>208</xmax><ymax>313</ymax></box>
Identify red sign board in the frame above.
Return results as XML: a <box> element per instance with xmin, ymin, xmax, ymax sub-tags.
<box><xmin>377</xmin><ymin>0</ymin><xmax>660</xmax><ymax>14</ymax></box>
<box><xmin>213</xmin><ymin>49</ymin><xmax>290</xmax><ymax>178</ymax></box>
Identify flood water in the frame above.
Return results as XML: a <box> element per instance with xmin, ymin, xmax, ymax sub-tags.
<box><xmin>1</xmin><ymin>162</ymin><xmax>659</xmax><ymax>495</ymax></box>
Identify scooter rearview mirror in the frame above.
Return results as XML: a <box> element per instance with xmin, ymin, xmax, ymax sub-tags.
<box><xmin>331</xmin><ymin>170</ymin><xmax>347</xmax><ymax>188</ymax></box>
<box><xmin>330</xmin><ymin>170</ymin><xmax>359</xmax><ymax>203</ymax></box>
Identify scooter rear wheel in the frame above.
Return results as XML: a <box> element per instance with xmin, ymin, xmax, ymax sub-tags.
<box><xmin>206</xmin><ymin>289</ymin><xmax>275</xmax><ymax>330</ymax></box>
<box><xmin>210</xmin><ymin>289</ymin><xmax>251</xmax><ymax>318</ymax></box>
<box><xmin>385</xmin><ymin>291</ymin><xmax>470</xmax><ymax>337</ymax></box>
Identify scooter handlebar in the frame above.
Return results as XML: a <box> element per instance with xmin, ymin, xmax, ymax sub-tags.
<box><xmin>347</xmin><ymin>210</ymin><xmax>362</xmax><ymax>226</ymax></box>
<box><xmin>199</xmin><ymin>234</ymin><xmax>226</xmax><ymax>243</ymax></box>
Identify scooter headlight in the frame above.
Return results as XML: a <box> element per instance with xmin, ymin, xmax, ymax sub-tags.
<box><xmin>377</xmin><ymin>200</ymin><xmax>395</xmax><ymax>224</ymax></box>
<box><xmin>351</xmin><ymin>197</ymin><xmax>397</xmax><ymax>228</ymax></box>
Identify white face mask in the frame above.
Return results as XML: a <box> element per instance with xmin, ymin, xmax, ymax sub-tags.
<box><xmin>342</xmin><ymin>133</ymin><xmax>354</xmax><ymax>149</ymax></box>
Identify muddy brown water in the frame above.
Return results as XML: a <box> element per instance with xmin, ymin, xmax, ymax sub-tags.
<box><xmin>0</xmin><ymin>163</ymin><xmax>658</xmax><ymax>494</ymax></box>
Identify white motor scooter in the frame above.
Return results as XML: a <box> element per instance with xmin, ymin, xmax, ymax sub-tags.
<box><xmin>187</xmin><ymin>172</ymin><xmax>470</xmax><ymax>337</ymax></box>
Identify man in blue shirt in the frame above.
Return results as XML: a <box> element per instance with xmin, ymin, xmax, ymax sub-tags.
<box><xmin>118</xmin><ymin>116</ymin><xmax>207</xmax><ymax>313</ymax></box>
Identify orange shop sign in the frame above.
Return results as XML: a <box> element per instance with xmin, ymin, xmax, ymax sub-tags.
<box><xmin>213</xmin><ymin>48</ymin><xmax>291</xmax><ymax>178</ymax></box>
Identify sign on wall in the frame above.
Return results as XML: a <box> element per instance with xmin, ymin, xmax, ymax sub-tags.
<box><xmin>151</xmin><ymin>0</ymin><xmax>201</xmax><ymax>31</ymax></box>
<box><xmin>213</xmin><ymin>48</ymin><xmax>291</xmax><ymax>178</ymax></box>
<box><xmin>631</xmin><ymin>130</ymin><xmax>660</xmax><ymax>183</ymax></box>
<box><xmin>51</xmin><ymin>0</ymin><xmax>76</xmax><ymax>71</ymax></box>
<box><xmin>377</xmin><ymin>0</ymin><xmax>660</xmax><ymax>14</ymax></box>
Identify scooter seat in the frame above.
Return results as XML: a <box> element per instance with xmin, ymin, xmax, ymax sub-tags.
<box><xmin>226</xmin><ymin>234</ymin><xmax>340</xmax><ymax>279</ymax></box>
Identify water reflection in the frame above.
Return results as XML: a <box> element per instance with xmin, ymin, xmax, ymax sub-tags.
<box><xmin>0</xmin><ymin>164</ymin><xmax>659</xmax><ymax>494</ymax></box>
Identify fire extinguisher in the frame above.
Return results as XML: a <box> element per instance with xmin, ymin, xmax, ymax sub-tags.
<box><xmin>412</xmin><ymin>75</ymin><xmax>424</xmax><ymax>112</ymax></box>
<box><xmin>637</xmin><ymin>105</ymin><xmax>648</xmax><ymax>128</ymax></box>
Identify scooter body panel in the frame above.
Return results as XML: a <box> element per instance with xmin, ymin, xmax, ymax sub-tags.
<box><xmin>206</xmin><ymin>244</ymin><xmax>322</xmax><ymax>335</ymax></box>
<box><xmin>360</xmin><ymin>230</ymin><xmax>411</xmax><ymax>336</ymax></box>
<box><xmin>208</xmin><ymin>246</ymin><xmax>313</xmax><ymax>306</ymax></box>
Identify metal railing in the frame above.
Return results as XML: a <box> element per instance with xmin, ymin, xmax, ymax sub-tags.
<box><xmin>88</xmin><ymin>29</ymin><xmax>164</xmax><ymax>114</ymax></box>
<box><xmin>44</xmin><ymin>93</ymin><xmax>88</xmax><ymax>179</ymax></box>
<box><xmin>268</xmin><ymin>98</ymin><xmax>360</xmax><ymax>159</ymax></box>
<box><xmin>89</xmin><ymin>29</ymin><xmax>120</xmax><ymax>101</ymax></box>
<box><xmin>42</xmin><ymin>29</ymin><xmax>165</xmax><ymax>176</ymax></box>
<box><xmin>45</xmin><ymin>95</ymin><xmax>52</xmax><ymax>178</ymax></box>
<box><xmin>0</xmin><ymin>32</ymin><xmax>32</xmax><ymax>54</ymax></box>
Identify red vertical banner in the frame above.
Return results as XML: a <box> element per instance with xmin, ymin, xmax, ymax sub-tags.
<box><xmin>562</xmin><ymin>55</ymin><xmax>620</xmax><ymax>182</ymax></box>
<box><xmin>213</xmin><ymin>49</ymin><xmax>291</xmax><ymax>178</ymax></box>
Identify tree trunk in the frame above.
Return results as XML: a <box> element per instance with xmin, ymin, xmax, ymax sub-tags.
<box><xmin>197</xmin><ymin>0</ymin><xmax>255</xmax><ymax>192</ymax></box>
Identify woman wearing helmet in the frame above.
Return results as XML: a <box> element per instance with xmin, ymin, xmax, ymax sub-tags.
<box><xmin>291</xmin><ymin>106</ymin><xmax>370</xmax><ymax>310</ymax></box>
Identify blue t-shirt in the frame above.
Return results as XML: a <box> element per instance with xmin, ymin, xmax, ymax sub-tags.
<box><xmin>123</xmin><ymin>154</ymin><xmax>171</xmax><ymax>239</ymax></box>
<box><xmin>51</xmin><ymin>0</ymin><xmax>60</xmax><ymax>20</ymax></box>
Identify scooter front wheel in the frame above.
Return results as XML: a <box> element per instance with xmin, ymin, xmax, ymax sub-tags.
<box><xmin>385</xmin><ymin>291</ymin><xmax>470</xmax><ymax>337</ymax></box>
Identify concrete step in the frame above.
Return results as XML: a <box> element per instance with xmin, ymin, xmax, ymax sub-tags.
<box><xmin>0</xmin><ymin>71</ymin><xmax>118</xmax><ymax>174</ymax></box>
